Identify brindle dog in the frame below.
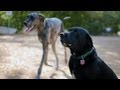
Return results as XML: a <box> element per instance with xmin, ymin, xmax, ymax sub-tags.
<box><xmin>23</xmin><ymin>12</ymin><xmax>67</xmax><ymax>79</ymax></box>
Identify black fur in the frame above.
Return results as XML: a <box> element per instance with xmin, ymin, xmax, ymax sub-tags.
<box><xmin>60</xmin><ymin>27</ymin><xmax>118</xmax><ymax>79</ymax></box>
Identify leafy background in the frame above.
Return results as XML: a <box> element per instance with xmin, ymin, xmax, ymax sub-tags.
<box><xmin>0</xmin><ymin>11</ymin><xmax>120</xmax><ymax>35</ymax></box>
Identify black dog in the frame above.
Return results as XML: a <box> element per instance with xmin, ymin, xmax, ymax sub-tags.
<box><xmin>60</xmin><ymin>27</ymin><xmax>118</xmax><ymax>79</ymax></box>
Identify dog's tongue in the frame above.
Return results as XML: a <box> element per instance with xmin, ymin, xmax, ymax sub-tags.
<box><xmin>24</xmin><ymin>27</ymin><xmax>29</xmax><ymax>32</ymax></box>
<box><xmin>23</xmin><ymin>26</ymin><xmax>34</xmax><ymax>32</ymax></box>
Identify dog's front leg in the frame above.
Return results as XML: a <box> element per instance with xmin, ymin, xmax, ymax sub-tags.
<box><xmin>36</xmin><ymin>41</ymin><xmax>49</xmax><ymax>79</ymax></box>
<box><xmin>72</xmin><ymin>72</ymin><xmax>76</xmax><ymax>79</ymax></box>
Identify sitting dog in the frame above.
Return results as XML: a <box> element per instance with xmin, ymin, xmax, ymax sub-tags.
<box><xmin>60</xmin><ymin>27</ymin><xmax>118</xmax><ymax>79</ymax></box>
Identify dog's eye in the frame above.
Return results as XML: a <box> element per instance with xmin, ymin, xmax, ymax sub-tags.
<box><xmin>30</xmin><ymin>16</ymin><xmax>34</xmax><ymax>20</ymax></box>
<box><xmin>74</xmin><ymin>30</ymin><xmax>77</xmax><ymax>32</ymax></box>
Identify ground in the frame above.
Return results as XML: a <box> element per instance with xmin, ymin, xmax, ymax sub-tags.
<box><xmin>0</xmin><ymin>34</ymin><xmax>120</xmax><ymax>79</ymax></box>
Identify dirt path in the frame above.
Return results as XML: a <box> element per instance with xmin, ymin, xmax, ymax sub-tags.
<box><xmin>0</xmin><ymin>35</ymin><xmax>120</xmax><ymax>79</ymax></box>
<box><xmin>92</xmin><ymin>36</ymin><xmax>120</xmax><ymax>78</ymax></box>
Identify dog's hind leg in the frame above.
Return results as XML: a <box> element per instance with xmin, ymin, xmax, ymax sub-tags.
<box><xmin>52</xmin><ymin>41</ymin><xmax>59</xmax><ymax>70</ymax></box>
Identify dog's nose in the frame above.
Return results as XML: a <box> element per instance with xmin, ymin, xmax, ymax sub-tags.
<box><xmin>60</xmin><ymin>33</ymin><xmax>64</xmax><ymax>38</ymax></box>
<box><xmin>24</xmin><ymin>21</ymin><xmax>27</xmax><ymax>26</ymax></box>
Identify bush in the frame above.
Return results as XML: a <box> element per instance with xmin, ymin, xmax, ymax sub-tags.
<box><xmin>0</xmin><ymin>11</ymin><xmax>120</xmax><ymax>35</ymax></box>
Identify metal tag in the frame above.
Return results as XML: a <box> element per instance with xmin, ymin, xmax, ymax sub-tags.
<box><xmin>80</xmin><ymin>60</ymin><xmax>85</xmax><ymax>65</ymax></box>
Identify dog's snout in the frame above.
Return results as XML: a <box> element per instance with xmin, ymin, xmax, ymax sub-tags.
<box><xmin>60</xmin><ymin>33</ymin><xmax>68</xmax><ymax>38</ymax></box>
<box><xmin>60</xmin><ymin>33</ymin><xmax>64</xmax><ymax>38</ymax></box>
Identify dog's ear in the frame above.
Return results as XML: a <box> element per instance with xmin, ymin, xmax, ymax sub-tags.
<box><xmin>38</xmin><ymin>13</ymin><xmax>45</xmax><ymax>22</ymax></box>
<box><xmin>86</xmin><ymin>33</ymin><xmax>93</xmax><ymax>48</ymax></box>
<box><xmin>73</xmin><ymin>29</ymin><xmax>80</xmax><ymax>38</ymax></box>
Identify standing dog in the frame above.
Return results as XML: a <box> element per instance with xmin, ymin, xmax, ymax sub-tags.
<box><xmin>23</xmin><ymin>12</ymin><xmax>67</xmax><ymax>79</ymax></box>
<box><xmin>60</xmin><ymin>27</ymin><xmax>118</xmax><ymax>79</ymax></box>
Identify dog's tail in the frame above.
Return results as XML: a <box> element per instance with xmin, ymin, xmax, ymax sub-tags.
<box><xmin>63</xmin><ymin>16</ymin><xmax>71</xmax><ymax>21</ymax></box>
<box><xmin>61</xmin><ymin>16</ymin><xmax>71</xmax><ymax>32</ymax></box>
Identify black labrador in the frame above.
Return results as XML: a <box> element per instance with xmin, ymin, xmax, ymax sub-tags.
<box><xmin>60</xmin><ymin>27</ymin><xmax>118</xmax><ymax>79</ymax></box>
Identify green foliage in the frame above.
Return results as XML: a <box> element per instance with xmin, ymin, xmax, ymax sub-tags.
<box><xmin>0</xmin><ymin>11</ymin><xmax>120</xmax><ymax>35</ymax></box>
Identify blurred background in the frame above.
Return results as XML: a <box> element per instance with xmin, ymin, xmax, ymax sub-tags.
<box><xmin>0</xmin><ymin>11</ymin><xmax>120</xmax><ymax>35</ymax></box>
<box><xmin>0</xmin><ymin>11</ymin><xmax>120</xmax><ymax>79</ymax></box>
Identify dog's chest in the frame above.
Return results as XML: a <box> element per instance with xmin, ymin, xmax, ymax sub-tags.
<box><xmin>38</xmin><ymin>32</ymin><xmax>46</xmax><ymax>42</ymax></box>
<box><xmin>70</xmin><ymin>58</ymin><xmax>100</xmax><ymax>79</ymax></box>
<box><xmin>74</xmin><ymin>66</ymin><xmax>100</xmax><ymax>79</ymax></box>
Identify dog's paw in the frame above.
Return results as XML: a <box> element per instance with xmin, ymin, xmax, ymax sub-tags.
<box><xmin>72</xmin><ymin>74</ymin><xmax>76</xmax><ymax>79</ymax></box>
<box><xmin>35</xmin><ymin>75</ymin><xmax>41</xmax><ymax>79</ymax></box>
<box><xmin>45</xmin><ymin>62</ymin><xmax>53</xmax><ymax>67</ymax></box>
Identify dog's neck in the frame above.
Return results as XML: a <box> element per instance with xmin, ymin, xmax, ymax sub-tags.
<box><xmin>37</xmin><ymin>20</ymin><xmax>46</xmax><ymax>42</ymax></box>
<box><xmin>70</xmin><ymin>47</ymin><xmax>97</xmax><ymax>66</ymax></box>
<box><xmin>37</xmin><ymin>20</ymin><xmax>44</xmax><ymax>34</ymax></box>
<box><xmin>71</xmin><ymin>47</ymin><xmax>95</xmax><ymax>60</ymax></box>
<box><xmin>70</xmin><ymin>41</ymin><xmax>94</xmax><ymax>56</ymax></box>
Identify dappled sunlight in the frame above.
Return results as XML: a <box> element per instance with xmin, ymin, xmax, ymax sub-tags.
<box><xmin>0</xmin><ymin>35</ymin><xmax>120</xmax><ymax>79</ymax></box>
<box><xmin>93</xmin><ymin>36</ymin><xmax>120</xmax><ymax>78</ymax></box>
<box><xmin>106</xmin><ymin>51</ymin><xmax>119</xmax><ymax>58</ymax></box>
<box><xmin>0</xmin><ymin>35</ymin><xmax>71</xmax><ymax>79</ymax></box>
<box><xmin>1</xmin><ymin>11</ymin><xmax>120</xmax><ymax>79</ymax></box>
<box><xmin>94</xmin><ymin>44</ymin><xmax>101</xmax><ymax>48</ymax></box>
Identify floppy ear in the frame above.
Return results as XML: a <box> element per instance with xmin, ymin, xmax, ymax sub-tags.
<box><xmin>38</xmin><ymin>13</ymin><xmax>45</xmax><ymax>22</ymax></box>
<box><xmin>86</xmin><ymin>33</ymin><xmax>93</xmax><ymax>48</ymax></box>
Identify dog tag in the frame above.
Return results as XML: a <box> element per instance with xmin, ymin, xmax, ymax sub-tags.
<box><xmin>80</xmin><ymin>60</ymin><xmax>85</xmax><ymax>65</ymax></box>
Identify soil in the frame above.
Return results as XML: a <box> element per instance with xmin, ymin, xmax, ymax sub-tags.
<box><xmin>0</xmin><ymin>34</ymin><xmax>120</xmax><ymax>79</ymax></box>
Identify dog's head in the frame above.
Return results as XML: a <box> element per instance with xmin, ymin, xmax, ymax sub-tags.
<box><xmin>60</xmin><ymin>27</ymin><xmax>93</xmax><ymax>54</ymax></box>
<box><xmin>23</xmin><ymin>12</ymin><xmax>45</xmax><ymax>32</ymax></box>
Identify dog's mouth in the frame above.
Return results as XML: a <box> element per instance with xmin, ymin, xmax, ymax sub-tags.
<box><xmin>60</xmin><ymin>33</ymin><xmax>72</xmax><ymax>47</ymax></box>
<box><xmin>63</xmin><ymin>43</ymin><xmax>67</xmax><ymax>47</ymax></box>
<box><xmin>60</xmin><ymin>38</ymin><xmax>72</xmax><ymax>47</ymax></box>
<box><xmin>61</xmin><ymin>42</ymin><xmax>72</xmax><ymax>47</ymax></box>
<box><xmin>23</xmin><ymin>25</ymin><xmax>36</xmax><ymax>32</ymax></box>
<box><xmin>64</xmin><ymin>43</ymin><xmax>72</xmax><ymax>47</ymax></box>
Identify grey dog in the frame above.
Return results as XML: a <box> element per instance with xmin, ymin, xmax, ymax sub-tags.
<box><xmin>23</xmin><ymin>12</ymin><xmax>67</xmax><ymax>79</ymax></box>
